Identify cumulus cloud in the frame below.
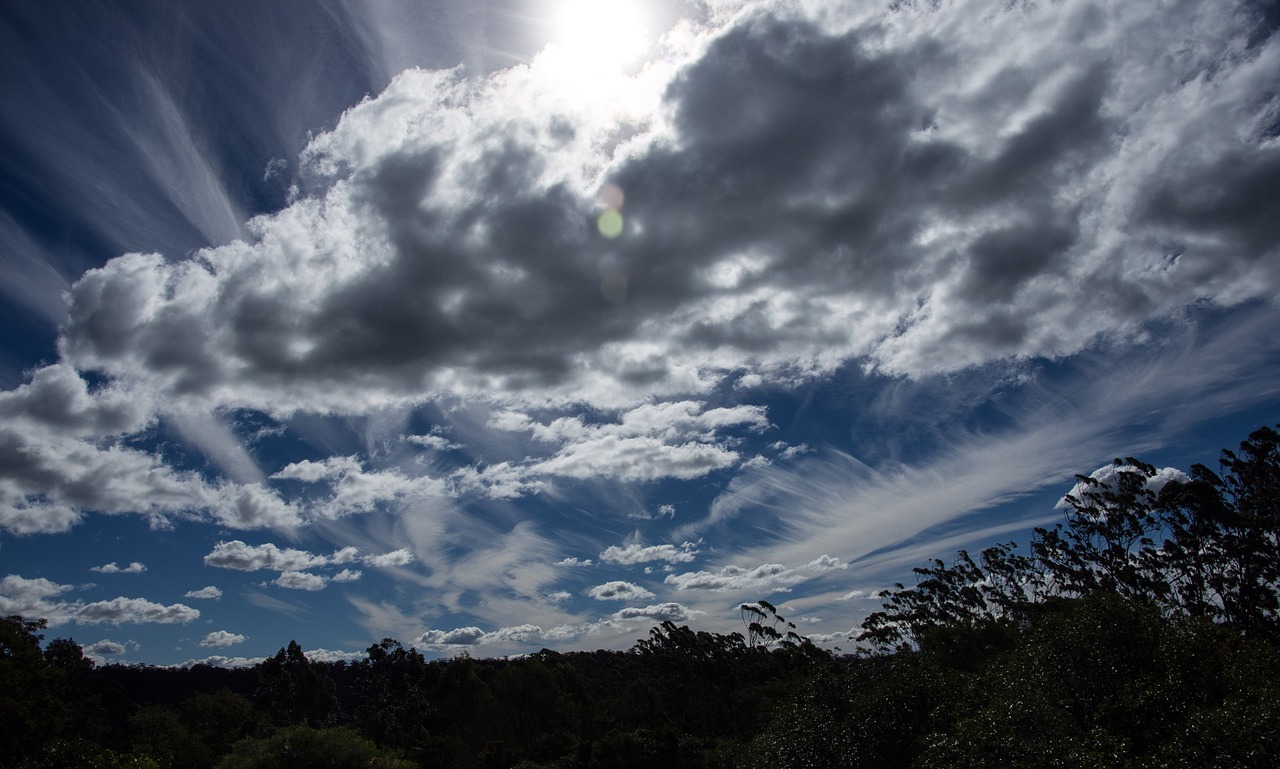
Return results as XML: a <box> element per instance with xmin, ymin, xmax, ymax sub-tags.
<box><xmin>587</xmin><ymin>580</ymin><xmax>656</xmax><ymax>601</ymax></box>
<box><xmin>200</xmin><ymin>630</ymin><xmax>247</xmax><ymax>647</ymax></box>
<box><xmin>611</xmin><ymin>602</ymin><xmax>701</xmax><ymax>624</ymax></box>
<box><xmin>184</xmin><ymin>586</ymin><xmax>222</xmax><ymax>600</ymax></box>
<box><xmin>53</xmin><ymin>0</ymin><xmax>1273</xmax><ymax>428</ymax></box>
<box><xmin>271</xmin><ymin>457</ymin><xmax>445</xmax><ymax>517</ymax></box>
<box><xmin>664</xmin><ymin>562</ymin><xmax>813</xmax><ymax>593</ymax></box>
<box><xmin>91</xmin><ymin>561</ymin><xmax>147</xmax><ymax>574</ymax></box>
<box><xmin>413</xmin><ymin>626</ymin><xmax>487</xmax><ymax>646</ymax></box>
<box><xmin>203</xmin><ymin>540</ymin><xmax>411</xmax><ymax>578</ymax></box>
<box><xmin>362</xmin><ymin>548</ymin><xmax>415</xmax><ymax>568</ymax></box>
<box><xmin>204</xmin><ymin>541</ymin><xmax>329</xmax><ymax>572</ymax></box>
<box><xmin>332</xmin><ymin>569</ymin><xmax>362</xmax><ymax>583</ymax></box>
<box><xmin>273</xmin><ymin>571</ymin><xmax>326</xmax><ymax>591</ymax></box>
<box><xmin>84</xmin><ymin>639</ymin><xmax>128</xmax><ymax>657</ymax></box>
<box><xmin>74</xmin><ymin>598</ymin><xmax>200</xmax><ymax>625</ymax></box>
<box><xmin>1057</xmin><ymin>463</ymin><xmax>1191</xmax><ymax>509</ymax></box>
<box><xmin>599</xmin><ymin>541</ymin><xmax>700</xmax><ymax>565</ymax></box>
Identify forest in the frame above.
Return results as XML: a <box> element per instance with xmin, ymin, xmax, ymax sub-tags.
<box><xmin>3</xmin><ymin>425</ymin><xmax>1278</xmax><ymax>768</ymax></box>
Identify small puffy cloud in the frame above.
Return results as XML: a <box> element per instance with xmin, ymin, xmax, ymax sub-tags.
<box><xmin>482</xmin><ymin>624</ymin><xmax>544</xmax><ymax>644</ymax></box>
<box><xmin>90</xmin><ymin>561</ymin><xmax>147</xmax><ymax>574</ymax></box>
<box><xmin>665</xmin><ymin>563</ymin><xmax>810</xmax><ymax>593</ymax></box>
<box><xmin>332</xmin><ymin>569</ymin><xmax>362</xmax><ymax>583</ymax></box>
<box><xmin>587</xmin><ymin>581</ymin><xmax>656</xmax><ymax>601</ymax></box>
<box><xmin>199</xmin><ymin>630</ymin><xmax>247</xmax><ymax>648</ymax></box>
<box><xmin>75</xmin><ymin>597</ymin><xmax>200</xmax><ymax>625</ymax></box>
<box><xmin>274</xmin><ymin>571</ymin><xmax>326</xmax><ymax>591</ymax></box>
<box><xmin>362</xmin><ymin>548</ymin><xmax>414</xmax><ymax>568</ymax></box>
<box><xmin>412</xmin><ymin>626</ymin><xmax>486</xmax><ymax>646</ymax></box>
<box><xmin>599</xmin><ymin>542</ymin><xmax>699</xmax><ymax>565</ymax></box>
<box><xmin>611</xmin><ymin>603</ymin><xmax>701</xmax><ymax>624</ymax></box>
<box><xmin>271</xmin><ymin>458</ymin><xmax>443</xmax><ymax>517</ymax></box>
<box><xmin>803</xmin><ymin>555</ymin><xmax>848</xmax><ymax>572</ymax></box>
<box><xmin>184</xmin><ymin>586</ymin><xmax>223</xmax><ymax>600</ymax></box>
<box><xmin>205</xmin><ymin>540</ymin><xmax>329</xmax><ymax>572</ymax></box>
<box><xmin>84</xmin><ymin>639</ymin><xmax>128</xmax><ymax>657</ymax></box>
<box><xmin>0</xmin><ymin>574</ymin><xmax>75</xmax><ymax>619</ymax></box>
<box><xmin>554</xmin><ymin>556</ymin><xmax>593</xmax><ymax>567</ymax></box>
<box><xmin>406</xmin><ymin>433</ymin><xmax>461</xmax><ymax>451</ymax></box>
<box><xmin>180</xmin><ymin>655</ymin><xmax>264</xmax><ymax>669</ymax></box>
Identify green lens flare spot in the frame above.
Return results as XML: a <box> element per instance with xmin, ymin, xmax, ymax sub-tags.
<box><xmin>597</xmin><ymin>209</ymin><xmax>624</xmax><ymax>239</ymax></box>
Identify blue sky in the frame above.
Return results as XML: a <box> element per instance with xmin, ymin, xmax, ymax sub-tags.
<box><xmin>1</xmin><ymin>0</ymin><xmax>1278</xmax><ymax>666</ymax></box>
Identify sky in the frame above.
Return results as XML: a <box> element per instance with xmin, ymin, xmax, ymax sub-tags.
<box><xmin>1</xmin><ymin>0</ymin><xmax>1278</xmax><ymax>667</ymax></box>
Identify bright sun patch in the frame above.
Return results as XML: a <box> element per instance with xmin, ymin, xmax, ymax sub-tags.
<box><xmin>552</xmin><ymin>0</ymin><xmax>651</xmax><ymax>71</ymax></box>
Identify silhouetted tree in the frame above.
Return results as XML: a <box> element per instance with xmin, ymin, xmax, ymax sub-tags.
<box><xmin>254</xmin><ymin>641</ymin><xmax>337</xmax><ymax>727</ymax></box>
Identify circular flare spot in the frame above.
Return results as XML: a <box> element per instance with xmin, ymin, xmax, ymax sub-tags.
<box><xmin>597</xmin><ymin>209</ymin><xmax>624</xmax><ymax>238</ymax></box>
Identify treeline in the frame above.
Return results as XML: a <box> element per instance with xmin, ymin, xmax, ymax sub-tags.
<box><xmin>3</xmin><ymin>426</ymin><xmax>1279</xmax><ymax>768</ymax></box>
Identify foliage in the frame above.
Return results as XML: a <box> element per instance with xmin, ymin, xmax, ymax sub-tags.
<box><xmin>215</xmin><ymin>725</ymin><xmax>413</xmax><ymax>769</ymax></box>
<box><xmin>862</xmin><ymin>425</ymin><xmax>1280</xmax><ymax>651</ymax></box>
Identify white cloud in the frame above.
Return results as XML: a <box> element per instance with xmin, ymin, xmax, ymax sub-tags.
<box><xmin>84</xmin><ymin>639</ymin><xmax>128</xmax><ymax>657</ymax></box>
<box><xmin>554</xmin><ymin>557</ymin><xmax>593</xmax><ymax>567</ymax></box>
<box><xmin>184</xmin><ymin>586</ymin><xmax>223</xmax><ymax>600</ymax></box>
<box><xmin>271</xmin><ymin>457</ymin><xmax>445</xmax><ymax>517</ymax></box>
<box><xmin>599</xmin><ymin>542</ymin><xmax>699</xmax><ymax>565</ymax></box>
<box><xmin>199</xmin><ymin>630</ymin><xmax>247</xmax><ymax>647</ymax></box>
<box><xmin>90</xmin><ymin>561</ymin><xmax>147</xmax><ymax>574</ymax></box>
<box><xmin>75</xmin><ymin>597</ymin><xmax>200</xmax><ymax>625</ymax></box>
<box><xmin>0</xmin><ymin>574</ymin><xmax>75</xmax><ymax>619</ymax></box>
<box><xmin>587</xmin><ymin>581</ymin><xmax>656</xmax><ymax>601</ymax></box>
<box><xmin>665</xmin><ymin>562</ymin><xmax>810</xmax><ymax>593</ymax></box>
<box><xmin>611</xmin><ymin>602</ymin><xmax>701</xmax><ymax>624</ymax></box>
<box><xmin>274</xmin><ymin>571</ymin><xmax>326</xmax><ymax>591</ymax></box>
<box><xmin>204</xmin><ymin>541</ymin><xmax>329</xmax><ymax>572</ymax></box>
<box><xmin>362</xmin><ymin>548</ymin><xmax>414</xmax><ymax>568</ymax></box>
<box><xmin>406</xmin><ymin>433</ymin><xmax>461</xmax><ymax>451</ymax></box>
<box><xmin>412</xmin><ymin>626</ymin><xmax>486</xmax><ymax>646</ymax></box>
<box><xmin>332</xmin><ymin>569</ymin><xmax>362</xmax><ymax>583</ymax></box>
<box><xmin>1056</xmin><ymin>463</ymin><xmax>1190</xmax><ymax>509</ymax></box>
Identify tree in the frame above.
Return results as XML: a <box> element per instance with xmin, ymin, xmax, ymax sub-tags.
<box><xmin>254</xmin><ymin>641</ymin><xmax>337</xmax><ymax>727</ymax></box>
<box><xmin>215</xmin><ymin>725</ymin><xmax>413</xmax><ymax>769</ymax></box>
<box><xmin>859</xmin><ymin>425</ymin><xmax>1280</xmax><ymax>649</ymax></box>
<box><xmin>0</xmin><ymin>616</ymin><xmax>66</xmax><ymax>763</ymax></box>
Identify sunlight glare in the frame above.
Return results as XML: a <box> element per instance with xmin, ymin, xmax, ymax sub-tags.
<box><xmin>551</xmin><ymin>0</ymin><xmax>651</xmax><ymax>74</ymax></box>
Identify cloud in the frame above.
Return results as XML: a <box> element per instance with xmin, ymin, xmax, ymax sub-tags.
<box><xmin>1056</xmin><ymin>463</ymin><xmax>1190</xmax><ymax>509</ymax></box>
<box><xmin>75</xmin><ymin>597</ymin><xmax>200</xmax><ymax>625</ymax></box>
<box><xmin>202</xmin><ymin>540</ymin><xmax>411</xmax><ymax>579</ymax></box>
<box><xmin>332</xmin><ymin>569</ymin><xmax>362</xmax><ymax>583</ymax></box>
<box><xmin>90</xmin><ymin>561</ymin><xmax>147</xmax><ymax>574</ymax></box>
<box><xmin>599</xmin><ymin>542</ymin><xmax>700</xmax><ymax>565</ymax></box>
<box><xmin>412</xmin><ymin>626</ymin><xmax>487</xmax><ymax>646</ymax></box>
<box><xmin>273</xmin><ymin>571</ymin><xmax>326</xmax><ymax>591</ymax></box>
<box><xmin>555</xmin><ymin>557</ymin><xmax>593</xmax><ymax>567</ymax></box>
<box><xmin>84</xmin><ymin>639</ymin><xmax>128</xmax><ymax>657</ymax></box>
<box><xmin>611</xmin><ymin>602</ymin><xmax>701</xmax><ymax>624</ymax></box>
<box><xmin>362</xmin><ymin>548</ymin><xmax>414</xmax><ymax>568</ymax></box>
<box><xmin>664</xmin><ymin>562</ymin><xmax>812</xmax><ymax>593</ymax></box>
<box><xmin>587</xmin><ymin>580</ymin><xmax>656</xmax><ymax>601</ymax></box>
<box><xmin>204</xmin><ymin>541</ymin><xmax>329</xmax><ymax>572</ymax></box>
<box><xmin>184</xmin><ymin>586</ymin><xmax>222</xmax><ymax>600</ymax></box>
<box><xmin>199</xmin><ymin>630</ymin><xmax>247</xmax><ymax>647</ymax></box>
<box><xmin>0</xmin><ymin>574</ymin><xmax>75</xmax><ymax>619</ymax></box>
<box><xmin>271</xmin><ymin>457</ymin><xmax>446</xmax><ymax>517</ymax></box>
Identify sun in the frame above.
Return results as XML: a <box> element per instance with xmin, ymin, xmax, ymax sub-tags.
<box><xmin>549</xmin><ymin>0</ymin><xmax>652</xmax><ymax>74</ymax></box>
